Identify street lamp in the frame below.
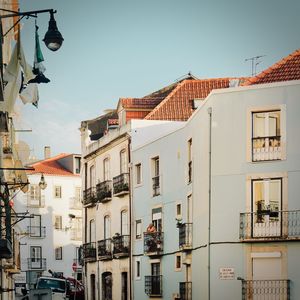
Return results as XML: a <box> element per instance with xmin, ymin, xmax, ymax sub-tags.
<box><xmin>38</xmin><ymin>173</ymin><xmax>47</xmax><ymax>190</ymax></box>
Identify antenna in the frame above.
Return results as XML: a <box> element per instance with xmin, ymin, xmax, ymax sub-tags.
<box><xmin>245</xmin><ymin>55</ymin><xmax>266</xmax><ymax>76</ymax></box>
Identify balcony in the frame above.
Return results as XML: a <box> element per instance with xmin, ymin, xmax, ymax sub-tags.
<box><xmin>69</xmin><ymin>196</ymin><xmax>82</xmax><ymax>209</ymax></box>
<box><xmin>27</xmin><ymin>258</ymin><xmax>47</xmax><ymax>270</ymax></box>
<box><xmin>252</xmin><ymin>136</ymin><xmax>281</xmax><ymax>161</ymax></box>
<box><xmin>145</xmin><ymin>275</ymin><xmax>162</xmax><ymax>297</ymax></box>
<box><xmin>82</xmin><ymin>242</ymin><xmax>96</xmax><ymax>262</ymax></box>
<box><xmin>112</xmin><ymin>234</ymin><xmax>130</xmax><ymax>258</ymax></box>
<box><xmin>96</xmin><ymin>181</ymin><xmax>112</xmax><ymax>203</ymax></box>
<box><xmin>144</xmin><ymin>232</ymin><xmax>163</xmax><ymax>256</ymax></box>
<box><xmin>70</xmin><ymin>228</ymin><xmax>82</xmax><ymax>241</ymax></box>
<box><xmin>27</xmin><ymin>226</ymin><xmax>46</xmax><ymax>238</ymax></box>
<box><xmin>97</xmin><ymin>239</ymin><xmax>112</xmax><ymax>260</ymax></box>
<box><xmin>27</xmin><ymin>195</ymin><xmax>45</xmax><ymax>208</ymax></box>
<box><xmin>0</xmin><ymin>239</ymin><xmax>12</xmax><ymax>259</ymax></box>
<box><xmin>179</xmin><ymin>282</ymin><xmax>192</xmax><ymax>300</ymax></box>
<box><xmin>83</xmin><ymin>187</ymin><xmax>97</xmax><ymax>206</ymax></box>
<box><xmin>113</xmin><ymin>173</ymin><xmax>129</xmax><ymax>197</ymax></box>
<box><xmin>241</xmin><ymin>280</ymin><xmax>290</xmax><ymax>300</ymax></box>
<box><xmin>152</xmin><ymin>175</ymin><xmax>160</xmax><ymax>196</ymax></box>
<box><xmin>240</xmin><ymin>210</ymin><xmax>300</xmax><ymax>241</ymax></box>
<box><xmin>178</xmin><ymin>223</ymin><xmax>193</xmax><ymax>250</ymax></box>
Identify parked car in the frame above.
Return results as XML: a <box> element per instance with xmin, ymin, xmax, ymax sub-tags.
<box><xmin>66</xmin><ymin>277</ymin><xmax>85</xmax><ymax>300</ymax></box>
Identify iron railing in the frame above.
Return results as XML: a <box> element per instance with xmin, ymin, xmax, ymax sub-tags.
<box><xmin>113</xmin><ymin>173</ymin><xmax>129</xmax><ymax>196</ymax></box>
<box><xmin>96</xmin><ymin>181</ymin><xmax>112</xmax><ymax>203</ymax></box>
<box><xmin>144</xmin><ymin>232</ymin><xmax>163</xmax><ymax>255</ymax></box>
<box><xmin>83</xmin><ymin>187</ymin><xmax>96</xmax><ymax>206</ymax></box>
<box><xmin>179</xmin><ymin>282</ymin><xmax>192</xmax><ymax>300</ymax></box>
<box><xmin>97</xmin><ymin>239</ymin><xmax>112</xmax><ymax>260</ymax></box>
<box><xmin>252</xmin><ymin>136</ymin><xmax>281</xmax><ymax>161</ymax></box>
<box><xmin>27</xmin><ymin>226</ymin><xmax>46</xmax><ymax>238</ymax></box>
<box><xmin>152</xmin><ymin>175</ymin><xmax>160</xmax><ymax>196</ymax></box>
<box><xmin>69</xmin><ymin>196</ymin><xmax>82</xmax><ymax>209</ymax></box>
<box><xmin>112</xmin><ymin>235</ymin><xmax>130</xmax><ymax>258</ymax></box>
<box><xmin>27</xmin><ymin>258</ymin><xmax>46</xmax><ymax>270</ymax></box>
<box><xmin>27</xmin><ymin>194</ymin><xmax>45</xmax><ymax>208</ymax></box>
<box><xmin>145</xmin><ymin>275</ymin><xmax>162</xmax><ymax>297</ymax></box>
<box><xmin>82</xmin><ymin>242</ymin><xmax>96</xmax><ymax>261</ymax></box>
<box><xmin>179</xmin><ymin>223</ymin><xmax>193</xmax><ymax>249</ymax></box>
<box><xmin>241</xmin><ymin>280</ymin><xmax>290</xmax><ymax>300</ymax></box>
<box><xmin>240</xmin><ymin>210</ymin><xmax>300</xmax><ymax>240</ymax></box>
<box><xmin>188</xmin><ymin>161</ymin><xmax>192</xmax><ymax>183</ymax></box>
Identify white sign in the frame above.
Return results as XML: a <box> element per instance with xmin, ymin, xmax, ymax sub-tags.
<box><xmin>219</xmin><ymin>267</ymin><xmax>235</xmax><ymax>280</ymax></box>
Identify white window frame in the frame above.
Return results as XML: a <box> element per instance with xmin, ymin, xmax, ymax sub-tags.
<box><xmin>54</xmin><ymin>216</ymin><xmax>62</xmax><ymax>230</ymax></box>
<box><xmin>175</xmin><ymin>253</ymin><xmax>182</xmax><ymax>271</ymax></box>
<box><xmin>120</xmin><ymin>149</ymin><xmax>127</xmax><ymax>174</ymax></box>
<box><xmin>135</xmin><ymin>219</ymin><xmax>142</xmax><ymax>239</ymax></box>
<box><xmin>135</xmin><ymin>163</ymin><xmax>142</xmax><ymax>186</ymax></box>
<box><xmin>55</xmin><ymin>247</ymin><xmax>63</xmax><ymax>260</ymax></box>
<box><xmin>54</xmin><ymin>186</ymin><xmax>62</xmax><ymax>198</ymax></box>
<box><xmin>135</xmin><ymin>257</ymin><xmax>141</xmax><ymax>280</ymax></box>
<box><xmin>103</xmin><ymin>158</ymin><xmax>110</xmax><ymax>181</ymax></box>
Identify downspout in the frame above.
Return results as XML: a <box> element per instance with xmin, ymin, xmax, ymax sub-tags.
<box><xmin>84</xmin><ymin>162</ymin><xmax>88</xmax><ymax>300</ymax></box>
<box><xmin>207</xmin><ymin>107</ymin><xmax>212</xmax><ymax>300</ymax></box>
<box><xmin>127</xmin><ymin>135</ymin><xmax>133</xmax><ymax>300</ymax></box>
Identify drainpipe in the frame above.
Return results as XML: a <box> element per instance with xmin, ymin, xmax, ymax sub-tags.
<box><xmin>127</xmin><ymin>135</ymin><xmax>133</xmax><ymax>300</ymax></box>
<box><xmin>207</xmin><ymin>107</ymin><xmax>212</xmax><ymax>300</ymax></box>
<box><xmin>84</xmin><ymin>162</ymin><xmax>88</xmax><ymax>300</ymax></box>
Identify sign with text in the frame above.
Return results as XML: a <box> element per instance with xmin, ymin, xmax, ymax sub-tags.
<box><xmin>219</xmin><ymin>267</ymin><xmax>235</xmax><ymax>280</ymax></box>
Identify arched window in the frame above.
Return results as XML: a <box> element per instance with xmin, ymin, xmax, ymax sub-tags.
<box><xmin>120</xmin><ymin>149</ymin><xmax>127</xmax><ymax>174</ymax></box>
<box><xmin>103</xmin><ymin>158</ymin><xmax>110</xmax><ymax>181</ymax></box>
<box><xmin>104</xmin><ymin>215</ymin><xmax>111</xmax><ymax>239</ymax></box>
<box><xmin>89</xmin><ymin>219</ymin><xmax>95</xmax><ymax>243</ymax></box>
<box><xmin>121</xmin><ymin>210</ymin><xmax>128</xmax><ymax>235</ymax></box>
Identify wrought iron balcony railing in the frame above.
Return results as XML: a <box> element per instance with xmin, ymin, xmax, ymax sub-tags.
<box><xmin>252</xmin><ymin>136</ymin><xmax>281</xmax><ymax>161</ymax></box>
<box><xmin>96</xmin><ymin>181</ymin><xmax>112</xmax><ymax>203</ymax></box>
<box><xmin>241</xmin><ymin>280</ymin><xmax>290</xmax><ymax>300</ymax></box>
<box><xmin>113</xmin><ymin>173</ymin><xmax>129</xmax><ymax>196</ymax></box>
<box><xmin>179</xmin><ymin>282</ymin><xmax>192</xmax><ymax>300</ymax></box>
<box><xmin>69</xmin><ymin>196</ymin><xmax>82</xmax><ymax>209</ymax></box>
<box><xmin>240</xmin><ymin>210</ymin><xmax>300</xmax><ymax>241</ymax></box>
<box><xmin>83</xmin><ymin>187</ymin><xmax>97</xmax><ymax>206</ymax></box>
<box><xmin>152</xmin><ymin>175</ymin><xmax>160</xmax><ymax>196</ymax></box>
<box><xmin>179</xmin><ymin>223</ymin><xmax>193</xmax><ymax>250</ymax></box>
<box><xmin>27</xmin><ymin>194</ymin><xmax>45</xmax><ymax>208</ymax></box>
<box><xmin>27</xmin><ymin>258</ymin><xmax>47</xmax><ymax>270</ymax></box>
<box><xmin>97</xmin><ymin>239</ymin><xmax>112</xmax><ymax>260</ymax></box>
<box><xmin>112</xmin><ymin>234</ymin><xmax>130</xmax><ymax>258</ymax></box>
<box><xmin>144</xmin><ymin>232</ymin><xmax>163</xmax><ymax>255</ymax></box>
<box><xmin>27</xmin><ymin>226</ymin><xmax>46</xmax><ymax>238</ymax></box>
<box><xmin>145</xmin><ymin>275</ymin><xmax>162</xmax><ymax>297</ymax></box>
<box><xmin>82</xmin><ymin>242</ymin><xmax>96</xmax><ymax>262</ymax></box>
<box><xmin>188</xmin><ymin>161</ymin><xmax>192</xmax><ymax>183</ymax></box>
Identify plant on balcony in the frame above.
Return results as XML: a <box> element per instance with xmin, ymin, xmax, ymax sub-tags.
<box><xmin>3</xmin><ymin>146</ymin><xmax>12</xmax><ymax>154</ymax></box>
<box><xmin>114</xmin><ymin>183</ymin><xmax>129</xmax><ymax>194</ymax></box>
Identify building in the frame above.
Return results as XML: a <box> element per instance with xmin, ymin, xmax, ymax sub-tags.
<box><xmin>80</xmin><ymin>75</ymin><xmax>239</xmax><ymax>300</ymax></box>
<box><xmin>131</xmin><ymin>49</ymin><xmax>300</xmax><ymax>299</ymax></box>
<box><xmin>13</xmin><ymin>150</ymin><xmax>83</xmax><ymax>290</ymax></box>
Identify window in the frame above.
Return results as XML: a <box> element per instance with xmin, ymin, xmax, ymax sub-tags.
<box><xmin>54</xmin><ymin>186</ymin><xmax>62</xmax><ymax>198</ymax></box>
<box><xmin>55</xmin><ymin>247</ymin><xmax>63</xmax><ymax>260</ymax></box>
<box><xmin>120</xmin><ymin>150</ymin><xmax>127</xmax><ymax>174</ymax></box>
<box><xmin>89</xmin><ymin>165</ymin><xmax>95</xmax><ymax>188</ymax></box>
<box><xmin>30</xmin><ymin>246</ymin><xmax>42</xmax><ymax>261</ymax></box>
<box><xmin>74</xmin><ymin>187</ymin><xmax>81</xmax><ymax>207</ymax></box>
<box><xmin>103</xmin><ymin>158</ymin><xmax>110</xmax><ymax>181</ymax></box>
<box><xmin>104</xmin><ymin>215</ymin><xmax>111</xmax><ymax>239</ymax></box>
<box><xmin>135</xmin><ymin>258</ymin><xmax>141</xmax><ymax>280</ymax></box>
<box><xmin>30</xmin><ymin>215</ymin><xmax>42</xmax><ymax>237</ymax></box>
<box><xmin>28</xmin><ymin>185</ymin><xmax>42</xmax><ymax>206</ymax></box>
<box><xmin>135</xmin><ymin>163</ymin><xmax>142</xmax><ymax>185</ymax></box>
<box><xmin>71</xmin><ymin>217</ymin><xmax>82</xmax><ymax>240</ymax></box>
<box><xmin>175</xmin><ymin>253</ymin><xmax>182</xmax><ymax>271</ymax></box>
<box><xmin>75</xmin><ymin>157</ymin><xmax>81</xmax><ymax>174</ymax></box>
<box><xmin>54</xmin><ymin>216</ymin><xmax>62</xmax><ymax>230</ymax></box>
<box><xmin>252</xmin><ymin>110</ymin><xmax>281</xmax><ymax>161</ymax></box>
<box><xmin>90</xmin><ymin>219</ymin><xmax>95</xmax><ymax>243</ymax></box>
<box><xmin>152</xmin><ymin>207</ymin><xmax>162</xmax><ymax>232</ymax></box>
<box><xmin>152</xmin><ymin>157</ymin><xmax>160</xmax><ymax>196</ymax></box>
<box><xmin>121</xmin><ymin>210</ymin><xmax>128</xmax><ymax>235</ymax></box>
<box><xmin>135</xmin><ymin>219</ymin><xmax>142</xmax><ymax>239</ymax></box>
<box><xmin>176</xmin><ymin>204</ymin><xmax>182</xmax><ymax>219</ymax></box>
<box><xmin>188</xmin><ymin>139</ymin><xmax>192</xmax><ymax>183</ymax></box>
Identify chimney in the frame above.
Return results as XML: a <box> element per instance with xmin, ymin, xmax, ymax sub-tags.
<box><xmin>44</xmin><ymin>146</ymin><xmax>51</xmax><ymax>159</ymax></box>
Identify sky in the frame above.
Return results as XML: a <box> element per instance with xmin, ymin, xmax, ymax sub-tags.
<box><xmin>14</xmin><ymin>0</ymin><xmax>300</xmax><ymax>159</ymax></box>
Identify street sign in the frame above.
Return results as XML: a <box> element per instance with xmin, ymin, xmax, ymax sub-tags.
<box><xmin>219</xmin><ymin>267</ymin><xmax>235</xmax><ymax>280</ymax></box>
<box><xmin>72</xmin><ymin>262</ymin><xmax>77</xmax><ymax>272</ymax></box>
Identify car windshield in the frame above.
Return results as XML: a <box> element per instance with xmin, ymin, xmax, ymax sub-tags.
<box><xmin>37</xmin><ymin>278</ymin><xmax>66</xmax><ymax>293</ymax></box>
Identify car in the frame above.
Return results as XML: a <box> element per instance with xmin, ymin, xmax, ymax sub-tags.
<box><xmin>66</xmin><ymin>277</ymin><xmax>85</xmax><ymax>300</ymax></box>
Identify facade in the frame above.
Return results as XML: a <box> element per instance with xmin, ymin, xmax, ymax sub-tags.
<box><xmin>13</xmin><ymin>152</ymin><xmax>83</xmax><ymax>290</ymax></box>
<box><xmin>131</xmin><ymin>78</ymin><xmax>300</xmax><ymax>299</ymax></box>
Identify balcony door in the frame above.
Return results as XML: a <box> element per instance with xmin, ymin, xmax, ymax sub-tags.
<box><xmin>252</xmin><ymin>178</ymin><xmax>282</xmax><ymax>238</ymax></box>
<box><xmin>151</xmin><ymin>262</ymin><xmax>161</xmax><ymax>295</ymax></box>
<box><xmin>152</xmin><ymin>208</ymin><xmax>162</xmax><ymax>232</ymax></box>
<box><xmin>30</xmin><ymin>215</ymin><xmax>41</xmax><ymax>237</ymax></box>
<box><xmin>30</xmin><ymin>246</ymin><xmax>42</xmax><ymax>269</ymax></box>
<box><xmin>121</xmin><ymin>210</ymin><xmax>128</xmax><ymax>235</ymax></box>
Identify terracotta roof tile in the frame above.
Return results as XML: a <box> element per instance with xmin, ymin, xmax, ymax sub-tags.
<box><xmin>27</xmin><ymin>154</ymin><xmax>78</xmax><ymax>177</ymax></box>
<box><xmin>120</xmin><ymin>98</ymin><xmax>164</xmax><ymax>110</ymax></box>
<box><xmin>243</xmin><ymin>49</ymin><xmax>300</xmax><ymax>86</ymax></box>
<box><xmin>144</xmin><ymin>78</ymin><xmax>233</xmax><ymax>121</ymax></box>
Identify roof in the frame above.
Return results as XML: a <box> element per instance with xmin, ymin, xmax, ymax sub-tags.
<box><xmin>145</xmin><ymin>78</ymin><xmax>233</xmax><ymax>121</ymax></box>
<box><xmin>243</xmin><ymin>49</ymin><xmax>300</xmax><ymax>86</ymax></box>
<box><xmin>27</xmin><ymin>153</ymin><xmax>79</xmax><ymax>177</ymax></box>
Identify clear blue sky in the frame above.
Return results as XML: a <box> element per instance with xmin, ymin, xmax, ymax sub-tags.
<box><xmin>16</xmin><ymin>0</ymin><xmax>300</xmax><ymax>158</ymax></box>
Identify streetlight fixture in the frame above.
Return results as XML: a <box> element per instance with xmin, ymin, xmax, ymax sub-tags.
<box><xmin>38</xmin><ymin>173</ymin><xmax>47</xmax><ymax>190</ymax></box>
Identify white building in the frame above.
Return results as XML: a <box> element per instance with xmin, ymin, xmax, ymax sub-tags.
<box><xmin>14</xmin><ymin>151</ymin><xmax>82</xmax><ymax>290</ymax></box>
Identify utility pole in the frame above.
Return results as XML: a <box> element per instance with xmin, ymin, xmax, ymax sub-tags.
<box><xmin>245</xmin><ymin>55</ymin><xmax>266</xmax><ymax>76</ymax></box>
